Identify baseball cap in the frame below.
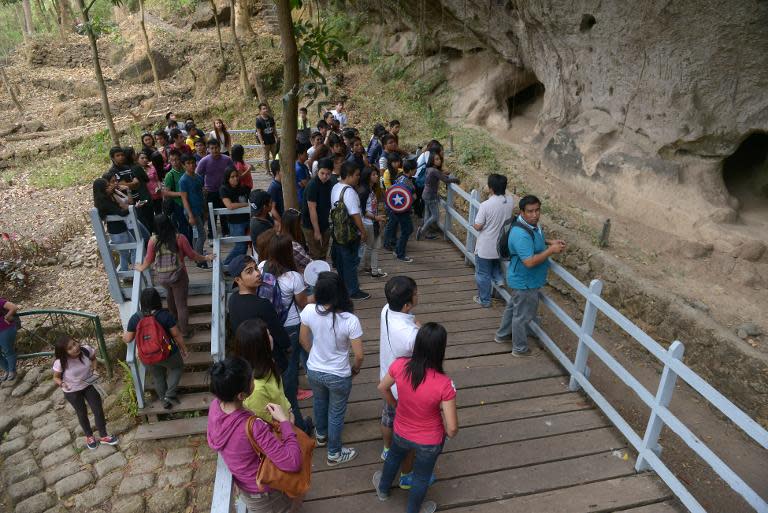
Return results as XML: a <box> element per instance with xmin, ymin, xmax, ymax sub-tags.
<box><xmin>228</xmin><ymin>254</ymin><xmax>256</xmax><ymax>279</ymax></box>
<box><xmin>249</xmin><ymin>189</ymin><xmax>271</xmax><ymax>211</ymax></box>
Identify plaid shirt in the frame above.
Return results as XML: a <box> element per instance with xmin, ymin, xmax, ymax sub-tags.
<box><xmin>292</xmin><ymin>241</ymin><xmax>312</xmax><ymax>274</ymax></box>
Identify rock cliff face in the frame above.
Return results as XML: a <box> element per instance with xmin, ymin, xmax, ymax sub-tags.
<box><xmin>366</xmin><ymin>0</ymin><xmax>768</xmax><ymax>245</ymax></box>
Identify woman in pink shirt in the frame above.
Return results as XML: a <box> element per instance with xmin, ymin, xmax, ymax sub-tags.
<box><xmin>133</xmin><ymin>214</ymin><xmax>213</xmax><ymax>335</ymax></box>
<box><xmin>207</xmin><ymin>356</ymin><xmax>302</xmax><ymax>513</ymax></box>
<box><xmin>373</xmin><ymin>322</ymin><xmax>459</xmax><ymax>513</ymax></box>
<box><xmin>145</xmin><ymin>150</ymin><xmax>165</xmax><ymax>215</ymax></box>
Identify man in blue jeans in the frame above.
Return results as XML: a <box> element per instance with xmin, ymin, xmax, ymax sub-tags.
<box><xmin>495</xmin><ymin>195</ymin><xmax>566</xmax><ymax>356</ymax></box>
<box><xmin>473</xmin><ymin>174</ymin><xmax>516</xmax><ymax>307</ymax></box>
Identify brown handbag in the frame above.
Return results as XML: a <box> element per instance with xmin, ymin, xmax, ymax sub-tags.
<box><xmin>245</xmin><ymin>416</ymin><xmax>315</xmax><ymax>498</ymax></box>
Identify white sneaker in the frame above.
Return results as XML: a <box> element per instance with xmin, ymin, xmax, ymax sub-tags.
<box><xmin>327</xmin><ymin>447</ymin><xmax>358</xmax><ymax>466</ymax></box>
<box><xmin>372</xmin><ymin>471</ymin><xmax>389</xmax><ymax>501</ymax></box>
<box><xmin>420</xmin><ymin>500</ymin><xmax>437</xmax><ymax>513</ymax></box>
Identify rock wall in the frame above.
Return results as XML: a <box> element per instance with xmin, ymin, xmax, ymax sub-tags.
<box><xmin>363</xmin><ymin>0</ymin><xmax>768</xmax><ymax>246</ymax></box>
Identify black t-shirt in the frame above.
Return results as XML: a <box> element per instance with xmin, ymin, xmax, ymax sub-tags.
<box><xmin>301</xmin><ymin>177</ymin><xmax>333</xmax><ymax>232</ymax></box>
<box><xmin>132</xmin><ymin>165</ymin><xmax>151</xmax><ymax>202</ymax></box>
<box><xmin>111</xmin><ymin>164</ymin><xmax>140</xmax><ymax>201</ymax></box>
<box><xmin>219</xmin><ymin>184</ymin><xmax>250</xmax><ymax>224</ymax></box>
<box><xmin>256</xmin><ymin>116</ymin><xmax>277</xmax><ymax>145</ymax></box>
<box><xmin>126</xmin><ymin>309</ymin><xmax>178</xmax><ymax>355</ymax></box>
<box><xmin>250</xmin><ymin>216</ymin><xmax>275</xmax><ymax>247</ymax></box>
<box><xmin>99</xmin><ymin>201</ymin><xmax>128</xmax><ymax>234</ymax></box>
<box><xmin>228</xmin><ymin>293</ymin><xmax>289</xmax><ymax>371</ymax></box>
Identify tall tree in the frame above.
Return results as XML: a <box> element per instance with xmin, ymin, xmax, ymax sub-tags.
<box><xmin>233</xmin><ymin>0</ymin><xmax>254</xmax><ymax>38</ymax></box>
<box><xmin>274</xmin><ymin>0</ymin><xmax>298</xmax><ymax>209</ymax></box>
<box><xmin>229</xmin><ymin>0</ymin><xmax>252</xmax><ymax>101</ymax></box>
<box><xmin>208</xmin><ymin>0</ymin><xmax>225</xmax><ymax>64</ymax></box>
<box><xmin>35</xmin><ymin>0</ymin><xmax>53</xmax><ymax>32</ymax></box>
<box><xmin>21</xmin><ymin>0</ymin><xmax>34</xmax><ymax>35</ymax></box>
<box><xmin>56</xmin><ymin>0</ymin><xmax>73</xmax><ymax>37</ymax></box>
<box><xmin>137</xmin><ymin>0</ymin><xmax>162</xmax><ymax>98</ymax></box>
<box><xmin>75</xmin><ymin>0</ymin><xmax>120</xmax><ymax>145</ymax></box>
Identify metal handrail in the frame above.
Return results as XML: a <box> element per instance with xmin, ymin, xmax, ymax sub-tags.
<box><xmin>439</xmin><ymin>182</ymin><xmax>768</xmax><ymax>512</ymax></box>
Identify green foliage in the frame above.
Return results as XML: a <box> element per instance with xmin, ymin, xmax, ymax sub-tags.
<box><xmin>145</xmin><ymin>0</ymin><xmax>198</xmax><ymax>19</ymax></box>
<box><xmin>75</xmin><ymin>16</ymin><xmax>117</xmax><ymax>38</ymax></box>
<box><xmin>117</xmin><ymin>359</ymin><xmax>139</xmax><ymax>417</ymax></box>
<box><xmin>32</xmin><ymin>129</ymin><xmax>115</xmax><ymax>188</ymax></box>
<box><xmin>294</xmin><ymin>16</ymin><xmax>349</xmax><ymax>108</ymax></box>
<box><xmin>456</xmin><ymin>134</ymin><xmax>499</xmax><ymax>170</ymax></box>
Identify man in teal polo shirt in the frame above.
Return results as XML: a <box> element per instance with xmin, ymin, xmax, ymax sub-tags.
<box><xmin>495</xmin><ymin>195</ymin><xmax>566</xmax><ymax>356</ymax></box>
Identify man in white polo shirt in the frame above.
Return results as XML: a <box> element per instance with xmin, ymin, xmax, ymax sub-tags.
<box><xmin>378</xmin><ymin>276</ymin><xmax>419</xmax><ymax>487</ymax></box>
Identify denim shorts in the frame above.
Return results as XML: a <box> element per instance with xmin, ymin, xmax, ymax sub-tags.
<box><xmin>381</xmin><ymin>401</ymin><xmax>396</xmax><ymax>428</ymax></box>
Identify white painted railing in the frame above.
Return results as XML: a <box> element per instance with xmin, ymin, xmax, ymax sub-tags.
<box><xmin>439</xmin><ymin>183</ymin><xmax>768</xmax><ymax>513</ymax></box>
<box><xmin>90</xmin><ymin>206</ymin><xmax>150</xmax><ymax>409</ymax></box>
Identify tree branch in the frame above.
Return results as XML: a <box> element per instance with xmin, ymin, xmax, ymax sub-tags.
<box><xmin>84</xmin><ymin>0</ymin><xmax>97</xmax><ymax>15</ymax></box>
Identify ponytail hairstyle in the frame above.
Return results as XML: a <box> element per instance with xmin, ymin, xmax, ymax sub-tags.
<box><xmin>404</xmin><ymin>322</ymin><xmax>447</xmax><ymax>390</ymax></box>
<box><xmin>313</xmin><ymin>271</ymin><xmax>353</xmax><ymax>334</ymax></box>
<box><xmin>149</xmin><ymin>151</ymin><xmax>166</xmax><ymax>178</ymax></box>
<box><xmin>139</xmin><ymin>287</ymin><xmax>163</xmax><ymax>316</ymax></box>
<box><xmin>231</xmin><ymin>144</ymin><xmax>246</xmax><ymax>164</ymax></box>
<box><xmin>234</xmin><ymin>319</ymin><xmax>280</xmax><ymax>386</ymax></box>
<box><xmin>209</xmin><ymin>356</ymin><xmax>253</xmax><ymax>402</ymax></box>
<box><xmin>92</xmin><ymin>178</ymin><xmax>112</xmax><ymax>216</ymax></box>
<box><xmin>54</xmin><ymin>335</ymin><xmax>87</xmax><ymax>379</ymax></box>
<box><xmin>153</xmin><ymin>213</ymin><xmax>179</xmax><ymax>254</ymax></box>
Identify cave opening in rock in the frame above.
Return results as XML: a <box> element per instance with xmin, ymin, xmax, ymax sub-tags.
<box><xmin>579</xmin><ymin>14</ymin><xmax>597</xmax><ymax>33</ymax></box>
<box><xmin>723</xmin><ymin>132</ymin><xmax>768</xmax><ymax>224</ymax></box>
<box><xmin>506</xmin><ymin>81</ymin><xmax>544</xmax><ymax>120</ymax></box>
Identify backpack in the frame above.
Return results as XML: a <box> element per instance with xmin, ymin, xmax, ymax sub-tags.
<box><xmin>497</xmin><ymin>216</ymin><xmax>536</xmax><ymax>261</ymax></box>
<box><xmin>330</xmin><ymin>186</ymin><xmax>359</xmax><ymax>245</ymax></box>
<box><xmin>135</xmin><ymin>313</ymin><xmax>172</xmax><ymax>365</ymax></box>
<box><xmin>152</xmin><ymin>236</ymin><xmax>183</xmax><ymax>284</ymax></box>
<box><xmin>415</xmin><ymin>151</ymin><xmax>430</xmax><ymax>188</ymax></box>
<box><xmin>257</xmin><ymin>265</ymin><xmax>296</xmax><ymax>325</ymax></box>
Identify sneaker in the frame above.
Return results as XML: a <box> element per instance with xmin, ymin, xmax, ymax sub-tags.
<box><xmin>420</xmin><ymin>500</ymin><xmax>438</xmax><ymax>513</ymax></box>
<box><xmin>371</xmin><ymin>269</ymin><xmax>388</xmax><ymax>278</ymax></box>
<box><xmin>99</xmin><ymin>435</ymin><xmax>119</xmax><ymax>446</ymax></box>
<box><xmin>383</xmin><ymin>244</ymin><xmax>394</xmax><ymax>251</ymax></box>
<box><xmin>380</xmin><ymin>446</ymin><xmax>389</xmax><ymax>461</ymax></box>
<box><xmin>372</xmin><ymin>471</ymin><xmax>389</xmax><ymax>501</ymax></box>
<box><xmin>350</xmin><ymin>291</ymin><xmax>371</xmax><ymax>301</ymax></box>
<box><xmin>5</xmin><ymin>372</ymin><xmax>16</xmax><ymax>382</ymax></box>
<box><xmin>163</xmin><ymin>399</ymin><xmax>173</xmax><ymax>410</ymax></box>
<box><xmin>166</xmin><ymin>396</ymin><xmax>181</xmax><ymax>405</ymax></box>
<box><xmin>396</xmin><ymin>256</ymin><xmax>413</xmax><ymax>263</ymax></box>
<box><xmin>512</xmin><ymin>349</ymin><xmax>534</xmax><ymax>357</ymax></box>
<box><xmin>85</xmin><ymin>436</ymin><xmax>99</xmax><ymax>450</ymax></box>
<box><xmin>424</xmin><ymin>233</ymin><xmax>439</xmax><ymax>240</ymax></box>
<box><xmin>297</xmin><ymin>388</ymin><xmax>313</xmax><ymax>400</ymax></box>
<box><xmin>473</xmin><ymin>296</ymin><xmax>491</xmax><ymax>308</ymax></box>
<box><xmin>315</xmin><ymin>434</ymin><xmax>327</xmax><ymax>447</ymax></box>
<box><xmin>415</xmin><ymin>226</ymin><xmax>423</xmax><ymax>241</ymax></box>
<box><xmin>494</xmin><ymin>335</ymin><xmax>512</xmax><ymax>344</ymax></box>
<box><xmin>327</xmin><ymin>447</ymin><xmax>358</xmax><ymax>466</ymax></box>
<box><xmin>399</xmin><ymin>472</ymin><xmax>437</xmax><ymax>490</ymax></box>
<box><xmin>196</xmin><ymin>262</ymin><xmax>210</xmax><ymax>270</ymax></box>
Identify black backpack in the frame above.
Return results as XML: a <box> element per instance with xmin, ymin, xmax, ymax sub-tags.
<box><xmin>497</xmin><ymin>216</ymin><xmax>535</xmax><ymax>261</ymax></box>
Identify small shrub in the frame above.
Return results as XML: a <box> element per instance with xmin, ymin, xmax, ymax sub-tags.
<box><xmin>117</xmin><ymin>360</ymin><xmax>139</xmax><ymax>417</ymax></box>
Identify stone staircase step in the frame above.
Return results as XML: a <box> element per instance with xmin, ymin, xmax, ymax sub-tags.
<box><xmin>145</xmin><ymin>370</ymin><xmax>209</xmax><ymax>391</ymax></box>
<box><xmin>134</xmin><ymin>416</ymin><xmax>208</xmax><ymax>440</ymax></box>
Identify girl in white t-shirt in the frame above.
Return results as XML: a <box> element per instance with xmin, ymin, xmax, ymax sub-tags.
<box><xmin>259</xmin><ymin>234</ymin><xmax>312</xmax><ymax>435</ymax></box>
<box><xmin>357</xmin><ymin>167</ymin><xmax>388</xmax><ymax>279</ymax></box>
<box><xmin>299</xmin><ymin>271</ymin><xmax>364</xmax><ymax>466</ymax></box>
<box><xmin>52</xmin><ymin>336</ymin><xmax>118</xmax><ymax>450</ymax></box>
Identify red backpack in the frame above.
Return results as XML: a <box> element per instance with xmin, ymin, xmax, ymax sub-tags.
<box><xmin>135</xmin><ymin>313</ymin><xmax>172</xmax><ymax>365</ymax></box>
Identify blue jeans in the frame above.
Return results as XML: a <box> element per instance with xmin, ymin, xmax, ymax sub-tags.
<box><xmin>306</xmin><ymin>368</ymin><xmax>352</xmax><ymax>455</ymax></box>
<box><xmin>378</xmin><ymin>432</ymin><xmax>443</xmax><ymax>513</ymax></box>
<box><xmin>110</xmin><ymin>230</ymin><xmax>136</xmax><ymax>272</ymax></box>
<box><xmin>475</xmin><ymin>256</ymin><xmax>504</xmax><ymax>305</ymax></box>
<box><xmin>420</xmin><ymin>199</ymin><xmax>440</xmax><ymax>235</ymax></box>
<box><xmin>223</xmin><ymin>221</ymin><xmax>249</xmax><ymax>269</ymax></box>
<box><xmin>282</xmin><ymin>324</ymin><xmax>308</xmax><ymax>433</ymax></box>
<box><xmin>332</xmin><ymin>242</ymin><xmax>361</xmax><ymax>295</ymax></box>
<box><xmin>384</xmin><ymin>212</ymin><xmax>414</xmax><ymax>259</ymax></box>
<box><xmin>0</xmin><ymin>326</ymin><xmax>18</xmax><ymax>374</ymax></box>
<box><xmin>170</xmin><ymin>202</ymin><xmax>192</xmax><ymax>245</ymax></box>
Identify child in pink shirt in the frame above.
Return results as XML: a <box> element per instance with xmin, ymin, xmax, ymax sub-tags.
<box><xmin>373</xmin><ymin>322</ymin><xmax>459</xmax><ymax>513</ymax></box>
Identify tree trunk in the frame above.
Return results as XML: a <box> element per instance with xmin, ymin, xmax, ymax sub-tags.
<box><xmin>229</xmin><ymin>0</ymin><xmax>252</xmax><ymax>101</ymax></box>
<box><xmin>1</xmin><ymin>68</ymin><xmax>24</xmax><ymax>114</ymax></box>
<box><xmin>138</xmin><ymin>0</ymin><xmax>162</xmax><ymax>98</ymax></box>
<box><xmin>75</xmin><ymin>0</ymin><xmax>120</xmax><ymax>146</ymax></box>
<box><xmin>22</xmin><ymin>0</ymin><xmax>34</xmax><ymax>35</ymax></box>
<box><xmin>208</xmin><ymin>0</ymin><xmax>226</xmax><ymax>64</ymax></box>
<box><xmin>35</xmin><ymin>0</ymin><xmax>53</xmax><ymax>32</ymax></box>
<box><xmin>234</xmin><ymin>0</ymin><xmax>255</xmax><ymax>39</ymax></box>
<box><xmin>275</xmin><ymin>0</ymin><xmax>298</xmax><ymax>210</ymax></box>
<box><xmin>56</xmin><ymin>0</ymin><xmax>73</xmax><ymax>37</ymax></box>
<box><xmin>14</xmin><ymin>4</ymin><xmax>29</xmax><ymax>43</ymax></box>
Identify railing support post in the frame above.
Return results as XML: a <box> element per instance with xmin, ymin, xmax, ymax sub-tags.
<box><xmin>442</xmin><ymin>185</ymin><xmax>455</xmax><ymax>239</ymax></box>
<box><xmin>569</xmin><ymin>279</ymin><xmax>603</xmax><ymax>391</ymax></box>
<box><xmin>635</xmin><ymin>340</ymin><xmax>685</xmax><ymax>472</ymax></box>
<box><xmin>90</xmin><ymin>208</ymin><xmax>124</xmax><ymax>304</ymax></box>
<box><xmin>465</xmin><ymin>189</ymin><xmax>480</xmax><ymax>265</ymax></box>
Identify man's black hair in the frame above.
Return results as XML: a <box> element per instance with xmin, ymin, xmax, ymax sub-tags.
<box><xmin>340</xmin><ymin>160</ymin><xmax>359</xmax><ymax>179</ymax></box>
<box><xmin>402</xmin><ymin>158</ymin><xmax>417</xmax><ymax>172</ymax></box>
<box><xmin>323</xmin><ymin>111</ymin><xmax>334</xmax><ymax>121</ymax></box>
<box><xmin>258</xmin><ymin>102</ymin><xmax>268</xmax><ymax>109</ymax></box>
<box><xmin>270</xmin><ymin>159</ymin><xmax>281</xmax><ymax>177</ymax></box>
<box><xmin>381</xmin><ymin>134</ymin><xmax>395</xmax><ymax>146</ymax></box>
<box><xmin>109</xmin><ymin>146</ymin><xmax>124</xmax><ymax>160</ymax></box>
<box><xmin>296</xmin><ymin>143</ymin><xmax>309</xmax><ymax>157</ymax></box>
<box><xmin>389</xmin><ymin>119</ymin><xmax>400</xmax><ymax>128</ymax></box>
<box><xmin>317</xmin><ymin>158</ymin><xmax>333</xmax><ymax>171</ymax></box>
<box><xmin>519</xmin><ymin>194</ymin><xmax>541</xmax><ymax>211</ymax></box>
<box><xmin>342</xmin><ymin>128</ymin><xmax>356</xmax><ymax>140</ymax></box>
<box><xmin>154</xmin><ymin>129</ymin><xmax>167</xmax><ymax>138</ymax></box>
<box><xmin>488</xmin><ymin>173</ymin><xmax>508</xmax><ymax>196</ymax></box>
<box><xmin>373</xmin><ymin>123</ymin><xmax>387</xmax><ymax>138</ymax></box>
<box><xmin>168</xmin><ymin>148</ymin><xmax>182</xmax><ymax>159</ymax></box>
<box><xmin>299</xmin><ymin>107</ymin><xmax>308</xmax><ymax>113</ymax></box>
<box><xmin>207</xmin><ymin>137</ymin><xmax>220</xmax><ymax>147</ymax></box>
<box><xmin>181</xmin><ymin>154</ymin><xmax>196</xmax><ymax>165</ymax></box>
<box><xmin>385</xmin><ymin>276</ymin><xmax>417</xmax><ymax>312</ymax></box>
<box><xmin>165</xmin><ymin>112</ymin><xmax>173</xmax><ymax>120</ymax></box>
<box><xmin>170</xmin><ymin>128</ymin><xmax>182</xmax><ymax>139</ymax></box>
<box><xmin>317</xmin><ymin>120</ymin><xmax>329</xmax><ymax>130</ymax></box>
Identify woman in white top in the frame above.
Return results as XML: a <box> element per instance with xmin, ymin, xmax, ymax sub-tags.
<box><xmin>357</xmin><ymin>166</ymin><xmax>387</xmax><ymax>278</ymax></box>
<box><xmin>299</xmin><ymin>271</ymin><xmax>364</xmax><ymax>466</ymax></box>
<box><xmin>258</xmin><ymin>234</ymin><xmax>311</xmax><ymax>434</ymax></box>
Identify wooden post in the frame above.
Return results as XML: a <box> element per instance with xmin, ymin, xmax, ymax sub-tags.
<box><xmin>465</xmin><ymin>189</ymin><xmax>480</xmax><ymax>265</ymax></box>
<box><xmin>442</xmin><ymin>185</ymin><xmax>455</xmax><ymax>239</ymax></box>
<box><xmin>636</xmin><ymin>340</ymin><xmax>685</xmax><ymax>472</ymax></box>
<box><xmin>569</xmin><ymin>279</ymin><xmax>603</xmax><ymax>391</ymax></box>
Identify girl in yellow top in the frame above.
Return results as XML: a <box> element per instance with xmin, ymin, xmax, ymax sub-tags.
<box><xmin>234</xmin><ymin>319</ymin><xmax>293</xmax><ymax>423</ymax></box>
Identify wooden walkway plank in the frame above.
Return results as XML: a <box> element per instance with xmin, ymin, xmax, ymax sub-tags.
<box><xmin>618</xmin><ymin>501</ymin><xmax>684</xmax><ymax>512</ymax></box>
<box><xmin>447</xmin><ymin>474</ymin><xmax>675</xmax><ymax>513</ymax></box>
<box><xmin>302</xmin><ymin>452</ymin><xmax>637</xmax><ymax>512</ymax></box>
<box><xmin>306</xmin><ymin>428</ymin><xmax>626</xmax><ymax>500</ymax></box>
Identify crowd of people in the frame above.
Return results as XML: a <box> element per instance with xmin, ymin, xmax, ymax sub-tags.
<box><xmin>82</xmin><ymin>102</ymin><xmax>567</xmax><ymax>511</ymax></box>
